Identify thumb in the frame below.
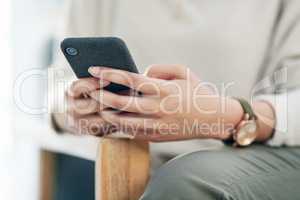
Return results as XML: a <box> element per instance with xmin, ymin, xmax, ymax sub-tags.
<box><xmin>145</xmin><ymin>64</ymin><xmax>199</xmax><ymax>81</ymax></box>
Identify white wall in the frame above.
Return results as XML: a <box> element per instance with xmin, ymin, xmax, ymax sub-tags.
<box><xmin>13</xmin><ymin>1</ymin><xmax>65</xmax><ymax>200</ymax></box>
<box><xmin>0</xmin><ymin>0</ymin><xmax>13</xmax><ymax>200</ymax></box>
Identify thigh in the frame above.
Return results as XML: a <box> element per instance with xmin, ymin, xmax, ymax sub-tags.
<box><xmin>140</xmin><ymin>145</ymin><xmax>300</xmax><ymax>200</ymax></box>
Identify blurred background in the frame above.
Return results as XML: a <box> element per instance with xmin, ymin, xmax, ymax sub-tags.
<box><xmin>0</xmin><ymin>0</ymin><xmax>13</xmax><ymax>199</ymax></box>
<box><xmin>1</xmin><ymin>1</ymin><xmax>67</xmax><ymax>200</ymax></box>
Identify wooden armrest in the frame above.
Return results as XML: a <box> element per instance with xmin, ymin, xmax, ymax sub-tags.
<box><xmin>96</xmin><ymin>138</ymin><xmax>150</xmax><ymax>200</ymax></box>
<box><xmin>40</xmin><ymin>138</ymin><xmax>150</xmax><ymax>200</ymax></box>
<box><xmin>40</xmin><ymin>151</ymin><xmax>56</xmax><ymax>200</ymax></box>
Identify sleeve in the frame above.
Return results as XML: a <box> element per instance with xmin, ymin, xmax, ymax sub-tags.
<box><xmin>254</xmin><ymin>0</ymin><xmax>300</xmax><ymax>146</ymax></box>
<box><xmin>48</xmin><ymin>0</ymin><xmax>109</xmax><ymax>131</ymax></box>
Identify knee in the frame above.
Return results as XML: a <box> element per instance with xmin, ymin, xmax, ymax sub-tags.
<box><xmin>140</xmin><ymin>150</ymin><xmax>236</xmax><ymax>200</ymax></box>
<box><xmin>140</xmin><ymin>146</ymin><xmax>284</xmax><ymax>200</ymax></box>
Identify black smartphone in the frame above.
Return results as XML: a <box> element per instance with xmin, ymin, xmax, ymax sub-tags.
<box><xmin>61</xmin><ymin>37</ymin><xmax>139</xmax><ymax>93</ymax></box>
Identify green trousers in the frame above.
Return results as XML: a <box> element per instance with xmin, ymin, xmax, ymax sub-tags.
<box><xmin>140</xmin><ymin>145</ymin><xmax>300</xmax><ymax>200</ymax></box>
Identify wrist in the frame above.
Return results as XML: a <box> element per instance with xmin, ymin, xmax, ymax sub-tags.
<box><xmin>221</xmin><ymin>97</ymin><xmax>260</xmax><ymax>146</ymax></box>
<box><xmin>220</xmin><ymin>98</ymin><xmax>276</xmax><ymax>146</ymax></box>
<box><xmin>252</xmin><ymin>101</ymin><xmax>276</xmax><ymax>142</ymax></box>
<box><xmin>215</xmin><ymin>97</ymin><xmax>244</xmax><ymax>140</ymax></box>
<box><xmin>228</xmin><ymin>97</ymin><xmax>245</xmax><ymax>126</ymax></box>
<box><xmin>193</xmin><ymin>96</ymin><xmax>244</xmax><ymax>140</ymax></box>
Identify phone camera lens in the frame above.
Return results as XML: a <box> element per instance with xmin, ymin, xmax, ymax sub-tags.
<box><xmin>66</xmin><ymin>47</ymin><xmax>78</xmax><ymax>56</ymax></box>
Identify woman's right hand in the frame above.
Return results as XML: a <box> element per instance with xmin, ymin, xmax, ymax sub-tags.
<box><xmin>60</xmin><ymin>77</ymin><xmax>115</xmax><ymax>136</ymax></box>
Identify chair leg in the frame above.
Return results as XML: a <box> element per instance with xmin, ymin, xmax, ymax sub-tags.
<box><xmin>96</xmin><ymin>139</ymin><xmax>150</xmax><ymax>200</ymax></box>
<box><xmin>40</xmin><ymin>151</ymin><xmax>56</xmax><ymax>200</ymax></box>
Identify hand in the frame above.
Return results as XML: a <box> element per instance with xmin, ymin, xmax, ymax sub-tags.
<box><xmin>88</xmin><ymin>65</ymin><xmax>244</xmax><ymax>142</ymax></box>
<box><xmin>62</xmin><ymin>77</ymin><xmax>116</xmax><ymax>136</ymax></box>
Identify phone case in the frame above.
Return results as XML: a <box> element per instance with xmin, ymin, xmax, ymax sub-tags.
<box><xmin>61</xmin><ymin>37</ymin><xmax>139</xmax><ymax>93</ymax></box>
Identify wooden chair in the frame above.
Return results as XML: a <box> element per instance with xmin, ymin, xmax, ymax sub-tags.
<box><xmin>40</xmin><ymin>138</ymin><xmax>150</xmax><ymax>200</ymax></box>
<box><xmin>16</xmin><ymin>116</ymin><xmax>150</xmax><ymax>200</ymax></box>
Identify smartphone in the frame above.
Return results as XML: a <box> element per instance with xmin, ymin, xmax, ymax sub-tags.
<box><xmin>61</xmin><ymin>37</ymin><xmax>139</xmax><ymax>93</ymax></box>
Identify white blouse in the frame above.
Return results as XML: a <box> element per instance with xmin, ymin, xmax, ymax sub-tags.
<box><xmin>52</xmin><ymin>0</ymin><xmax>300</xmax><ymax>151</ymax></box>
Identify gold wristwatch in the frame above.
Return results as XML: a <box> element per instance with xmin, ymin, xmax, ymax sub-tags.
<box><xmin>226</xmin><ymin>98</ymin><xmax>258</xmax><ymax>147</ymax></box>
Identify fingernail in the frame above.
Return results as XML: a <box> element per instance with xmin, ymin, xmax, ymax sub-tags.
<box><xmin>88</xmin><ymin>67</ymin><xmax>101</xmax><ymax>76</ymax></box>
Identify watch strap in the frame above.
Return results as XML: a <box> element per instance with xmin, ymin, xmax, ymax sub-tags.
<box><xmin>235</xmin><ymin>98</ymin><xmax>257</xmax><ymax>120</ymax></box>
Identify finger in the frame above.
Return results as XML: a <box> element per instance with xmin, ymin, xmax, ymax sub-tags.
<box><xmin>88</xmin><ymin>67</ymin><xmax>166</xmax><ymax>95</ymax></box>
<box><xmin>68</xmin><ymin>78</ymin><xmax>110</xmax><ymax>98</ymax></box>
<box><xmin>68</xmin><ymin>114</ymin><xmax>115</xmax><ymax>136</ymax></box>
<box><xmin>145</xmin><ymin>64</ymin><xmax>199</xmax><ymax>81</ymax></box>
<box><xmin>101</xmin><ymin>115</ymin><xmax>183</xmax><ymax>142</ymax></box>
<box><xmin>101</xmin><ymin>110</ymin><xmax>158</xmax><ymax>131</ymax></box>
<box><xmin>101</xmin><ymin>111</ymin><xmax>192</xmax><ymax>142</ymax></box>
<box><xmin>132</xmin><ymin>130</ymin><xmax>183</xmax><ymax>142</ymax></box>
<box><xmin>89</xmin><ymin>90</ymin><xmax>160</xmax><ymax>114</ymax></box>
<box><xmin>123</xmin><ymin>124</ymin><xmax>195</xmax><ymax>142</ymax></box>
<box><xmin>67</xmin><ymin>98</ymin><xmax>107</xmax><ymax>116</ymax></box>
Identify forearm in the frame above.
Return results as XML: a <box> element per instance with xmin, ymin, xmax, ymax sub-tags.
<box><xmin>252</xmin><ymin>101</ymin><xmax>276</xmax><ymax>142</ymax></box>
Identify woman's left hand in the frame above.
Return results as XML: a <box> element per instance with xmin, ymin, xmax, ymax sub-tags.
<box><xmin>88</xmin><ymin>65</ymin><xmax>243</xmax><ymax>142</ymax></box>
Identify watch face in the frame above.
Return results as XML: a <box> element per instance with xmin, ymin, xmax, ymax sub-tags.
<box><xmin>236</xmin><ymin>121</ymin><xmax>257</xmax><ymax>146</ymax></box>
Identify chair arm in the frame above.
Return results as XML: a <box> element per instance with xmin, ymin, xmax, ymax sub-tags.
<box><xmin>96</xmin><ymin>138</ymin><xmax>150</xmax><ymax>200</ymax></box>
